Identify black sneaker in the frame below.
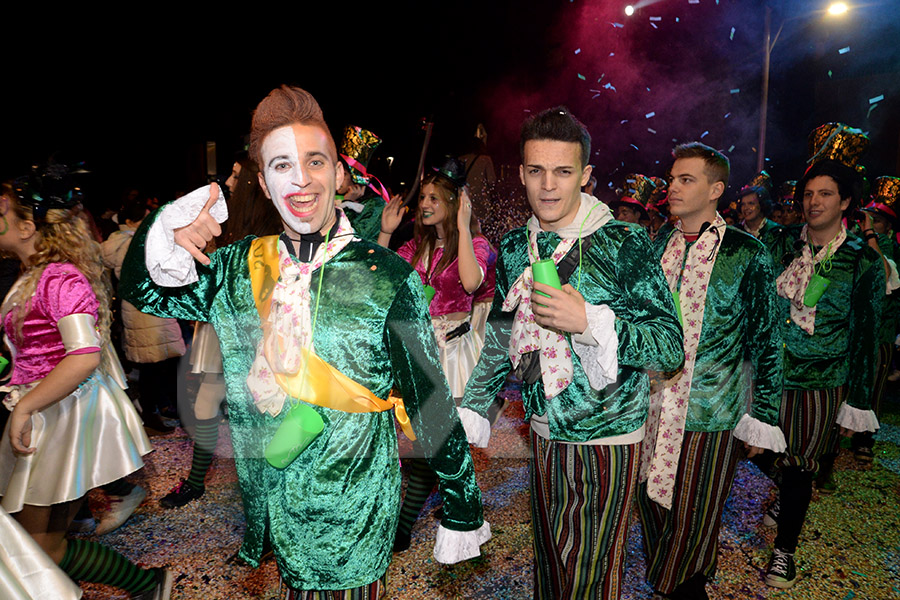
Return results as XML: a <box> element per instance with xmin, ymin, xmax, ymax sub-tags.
<box><xmin>765</xmin><ymin>548</ymin><xmax>797</xmax><ymax>589</ymax></box>
<box><xmin>159</xmin><ymin>480</ymin><xmax>205</xmax><ymax>509</ymax></box>
<box><xmin>393</xmin><ymin>529</ymin><xmax>411</xmax><ymax>553</ymax></box>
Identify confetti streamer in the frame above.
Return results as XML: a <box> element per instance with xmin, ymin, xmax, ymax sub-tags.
<box><xmin>646</xmin><ymin>112</ymin><xmax>656</xmax><ymax>118</ymax></box>
<box><xmin>728</xmin><ymin>145</ymin><xmax>735</xmax><ymax>152</ymax></box>
<box><xmin>730</xmin><ymin>89</ymin><xmax>740</xmax><ymax>94</ymax></box>
<box><xmin>648</xmin><ymin>128</ymin><xmax>657</xmax><ymax>134</ymax></box>
<box><xmin>612</xmin><ymin>22</ymin><xmax>624</xmax><ymax>28</ymax></box>
<box><xmin>609</xmin><ymin>52</ymin><xmax>615</xmax><ymax>56</ymax></box>
<box><xmin>724</xmin><ymin>113</ymin><xmax>731</xmax><ymax>118</ymax></box>
<box><xmin>575</xmin><ymin>48</ymin><xmax>581</xmax><ymax>54</ymax></box>
<box><xmin>651</xmin><ymin>22</ymin><xmax>658</xmax><ymax>29</ymax></box>
<box><xmin>621</xmin><ymin>119</ymin><xmax>629</xmax><ymax>124</ymax></box>
<box><xmin>701</xmin><ymin>130</ymin><xmax>709</xmax><ymax>138</ymax></box>
<box><xmin>869</xmin><ymin>95</ymin><xmax>885</xmax><ymax>104</ymax></box>
<box><xmin>730</xmin><ymin>27</ymin><xmax>735</xmax><ymax>40</ymax></box>
<box><xmin>604</xmin><ymin>83</ymin><xmax>617</xmax><ymax>91</ymax></box>
<box><xmin>631</xmin><ymin>144</ymin><xmax>640</xmax><ymax>150</ymax></box>
<box><xmin>828</xmin><ymin>70</ymin><xmax>833</xmax><ymax>78</ymax></box>
<box><xmin>839</xmin><ymin>46</ymin><xmax>850</xmax><ymax>54</ymax></box>
<box><xmin>577</xmin><ymin>73</ymin><xmax>586</xmax><ymax>80</ymax></box>
<box><xmin>650</xmin><ymin>16</ymin><xmax>662</xmax><ymax>21</ymax></box>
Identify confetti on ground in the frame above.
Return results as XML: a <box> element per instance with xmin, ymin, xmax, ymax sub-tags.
<box><xmin>839</xmin><ymin>46</ymin><xmax>850</xmax><ymax>54</ymax></box>
<box><xmin>73</xmin><ymin>370</ymin><xmax>900</xmax><ymax>600</ymax></box>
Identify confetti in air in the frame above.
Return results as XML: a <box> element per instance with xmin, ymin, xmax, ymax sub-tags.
<box><xmin>646</xmin><ymin>112</ymin><xmax>656</xmax><ymax>118</ymax></box>
<box><xmin>700</xmin><ymin>130</ymin><xmax>709</xmax><ymax>138</ymax></box>
<box><xmin>839</xmin><ymin>46</ymin><xmax>850</xmax><ymax>54</ymax></box>
<box><xmin>869</xmin><ymin>94</ymin><xmax>885</xmax><ymax>104</ymax></box>
<box><xmin>730</xmin><ymin>27</ymin><xmax>735</xmax><ymax>40</ymax></box>
<box><xmin>577</xmin><ymin>73</ymin><xmax>586</xmax><ymax>80</ymax></box>
<box><xmin>730</xmin><ymin>89</ymin><xmax>740</xmax><ymax>94</ymax></box>
<box><xmin>575</xmin><ymin>48</ymin><xmax>581</xmax><ymax>54</ymax></box>
<box><xmin>648</xmin><ymin>128</ymin><xmax>657</xmax><ymax>134</ymax></box>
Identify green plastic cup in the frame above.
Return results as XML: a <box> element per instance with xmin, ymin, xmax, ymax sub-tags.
<box><xmin>264</xmin><ymin>402</ymin><xmax>325</xmax><ymax>469</ymax></box>
<box><xmin>532</xmin><ymin>259</ymin><xmax>562</xmax><ymax>299</ymax></box>
<box><xmin>802</xmin><ymin>273</ymin><xmax>831</xmax><ymax>307</ymax></box>
<box><xmin>423</xmin><ymin>284</ymin><xmax>436</xmax><ymax>305</ymax></box>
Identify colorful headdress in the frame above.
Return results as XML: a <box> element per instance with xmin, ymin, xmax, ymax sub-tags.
<box><xmin>648</xmin><ymin>176</ymin><xmax>668</xmax><ymax>208</ymax></box>
<box><xmin>740</xmin><ymin>171</ymin><xmax>773</xmax><ymax>198</ymax></box>
<box><xmin>807</xmin><ymin>123</ymin><xmax>869</xmax><ymax>170</ymax></box>
<box><xmin>778</xmin><ymin>180</ymin><xmax>797</xmax><ymax>211</ymax></box>
<box><xmin>861</xmin><ymin>176</ymin><xmax>900</xmax><ymax>226</ymax></box>
<box><xmin>431</xmin><ymin>157</ymin><xmax>467</xmax><ymax>189</ymax></box>
<box><xmin>610</xmin><ymin>173</ymin><xmax>655</xmax><ymax>219</ymax></box>
<box><xmin>13</xmin><ymin>162</ymin><xmax>86</xmax><ymax>222</ymax></box>
<box><xmin>339</xmin><ymin>125</ymin><xmax>382</xmax><ymax>186</ymax></box>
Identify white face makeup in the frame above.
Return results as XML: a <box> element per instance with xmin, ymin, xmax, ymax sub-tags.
<box><xmin>258</xmin><ymin>123</ymin><xmax>342</xmax><ymax>237</ymax></box>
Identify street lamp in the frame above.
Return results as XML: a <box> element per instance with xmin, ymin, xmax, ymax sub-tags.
<box><xmin>756</xmin><ymin>3</ymin><xmax>850</xmax><ymax>171</ymax></box>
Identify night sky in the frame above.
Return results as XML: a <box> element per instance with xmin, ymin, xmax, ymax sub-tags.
<box><xmin>4</xmin><ymin>0</ymin><xmax>898</xmax><ymax>211</ymax></box>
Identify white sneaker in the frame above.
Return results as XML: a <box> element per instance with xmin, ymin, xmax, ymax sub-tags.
<box><xmin>96</xmin><ymin>485</ymin><xmax>147</xmax><ymax>535</ymax></box>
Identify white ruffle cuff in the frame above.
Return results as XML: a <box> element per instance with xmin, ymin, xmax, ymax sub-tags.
<box><xmin>433</xmin><ymin>521</ymin><xmax>492</xmax><ymax>564</ymax></box>
<box><xmin>457</xmin><ymin>407</ymin><xmax>491</xmax><ymax>448</ymax></box>
<box><xmin>145</xmin><ymin>185</ymin><xmax>228</xmax><ymax>287</ymax></box>
<box><xmin>887</xmin><ymin>258</ymin><xmax>900</xmax><ymax>294</ymax></box>
<box><xmin>571</xmin><ymin>303</ymin><xmax>618</xmax><ymax>390</ymax></box>
<box><xmin>732</xmin><ymin>414</ymin><xmax>787</xmax><ymax>452</ymax></box>
<box><xmin>836</xmin><ymin>402</ymin><xmax>879</xmax><ymax>433</ymax></box>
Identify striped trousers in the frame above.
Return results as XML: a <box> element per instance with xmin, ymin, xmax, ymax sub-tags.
<box><xmin>636</xmin><ymin>429</ymin><xmax>740</xmax><ymax>594</ymax></box>
<box><xmin>530</xmin><ymin>430</ymin><xmax>639</xmax><ymax>600</ymax></box>
<box><xmin>284</xmin><ymin>575</ymin><xmax>385</xmax><ymax>600</ymax></box>
<box><xmin>777</xmin><ymin>386</ymin><xmax>843</xmax><ymax>474</ymax></box>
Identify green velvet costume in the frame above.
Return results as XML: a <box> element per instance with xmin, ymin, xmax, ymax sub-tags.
<box><xmin>876</xmin><ymin>233</ymin><xmax>900</xmax><ymax>345</ymax></box>
<box><xmin>742</xmin><ymin>218</ymin><xmax>784</xmax><ymax>249</ymax></box>
<box><xmin>120</xmin><ymin>208</ymin><xmax>483</xmax><ymax>590</ymax></box>
<box><xmin>653</xmin><ymin>224</ymin><xmax>784</xmax><ymax>431</ymax></box>
<box><xmin>462</xmin><ymin>222</ymin><xmax>684</xmax><ymax>439</ymax></box>
<box><xmin>767</xmin><ymin>227</ymin><xmax>884</xmax><ymax>408</ymax></box>
<box><xmin>341</xmin><ymin>193</ymin><xmax>385</xmax><ymax>244</ymax></box>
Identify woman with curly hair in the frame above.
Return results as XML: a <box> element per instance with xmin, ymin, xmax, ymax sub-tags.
<box><xmin>0</xmin><ymin>170</ymin><xmax>169</xmax><ymax>599</ymax></box>
<box><xmin>379</xmin><ymin>158</ymin><xmax>492</xmax><ymax>551</ymax></box>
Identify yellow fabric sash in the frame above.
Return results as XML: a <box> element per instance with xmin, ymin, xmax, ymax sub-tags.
<box><xmin>248</xmin><ymin>236</ymin><xmax>414</xmax><ymax>440</ymax></box>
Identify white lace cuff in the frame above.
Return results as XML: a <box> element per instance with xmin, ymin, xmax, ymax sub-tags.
<box><xmin>571</xmin><ymin>303</ymin><xmax>618</xmax><ymax>390</ymax></box>
<box><xmin>887</xmin><ymin>258</ymin><xmax>900</xmax><ymax>294</ymax></box>
<box><xmin>836</xmin><ymin>402</ymin><xmax>879</xmax><ymax>433</ymax></box>
<box><xmin>337</xmin><ymin>200</ymin><xmax>364</xmax><ymax>214</ymax></box>
<box><xmin>433</xmin><ymin>521</ymin><xmax>492</xmax><ymax>564</ymax></box>
<box><xmin>732</xmin><ymin>414</ymin><xmax>787</xmax><ymax>452</ymax></box>
<box><xmin>145</xmin><ymin>185</ymin><xmax>228</xmax><ymax>287</ymax></box>
<box><xmin>457</xmin><ymin>407</ymin><xmax>491</xmax><ymax>448</ymax></box>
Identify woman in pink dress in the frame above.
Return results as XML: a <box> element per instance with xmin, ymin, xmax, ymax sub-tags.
<box><xmin>0</xmin><ymin>170</ymin><xmax>168</xmax><ymax>600</ymax></box>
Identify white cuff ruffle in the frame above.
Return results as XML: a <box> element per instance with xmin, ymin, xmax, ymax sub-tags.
<box><xmin>337</xmin><ymin>200</ymin><xmax>364</xmax><ymax>214</ymax></box>
<box><xmin>732</xmin><ymin>413</ymin><xmax>787</xmax><ymax>452</ymax></box>
<box><xmin>836</xmin><ymin>402</ymin><xmax>879</xmax><ymax>433</ymax></box>
<box><xmin>457</xmin><ymin>407</ymin><xmax>491</xmax><ymax>448</ymax></box>
<box><xmin>571</xmin><ymin>303</ymin><xmax>618</xmax><ymax>390</ymax></box>
<box><xmin>433</xmin><ymin>521</ymin><xmax>492</xmax><ymax>564</ymax></box>
<box><xmin>887</xmin><ymin>258</ymin><xmax>900</xmax><ymax>294</ymax></box>
<box><xmin>145</xmin><ymin>185</ymin><xmax>228</xmax><ymax>287</ymax></box>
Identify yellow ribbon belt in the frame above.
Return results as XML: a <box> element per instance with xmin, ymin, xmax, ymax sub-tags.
<box><xmin>248</xmin><ymin>236</ymin><xmax>415</xmax><ymax>440</ymax></box>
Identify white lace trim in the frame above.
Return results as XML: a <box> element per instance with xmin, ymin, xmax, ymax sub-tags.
<box><xmin>145</xmin><ymin>185</ymin><xmax>228</xmax><ymax>287</ymax></box>
<box><xmin>433</xmin><ymin>521</ymin><xmax>492</xmax><ymax>564</ymax></box>
<box><xmin>571</xmin><ymin>303</ymin><xmax>618</xmax><ymax>391</ymax></box>
<box><xmin>836</xmin><ymin>402</ymin><xmax>879</xmax><ymax>433</ymax></box>
<box><xmin>731</xmin><ymin>413</ymin><xmax>787</xmax><ymax>452</ymax></box>
<box><xmin>887</xmin><ymin>258</ymin><xmax>900</xmax><ymax>294</ymax></box>
<box><xmin>457</xmin><ymin>407</ymin><xmax>491</xmax><ymax>448</ymax></box>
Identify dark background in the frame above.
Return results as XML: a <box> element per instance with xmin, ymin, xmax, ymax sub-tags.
<box><xmin>3</xmin><ymin>0</ymin><xmax>898</xmax><ymax>212</ymax></box>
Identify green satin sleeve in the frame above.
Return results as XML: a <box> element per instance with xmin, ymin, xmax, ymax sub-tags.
<box><xmin>846</xmin><ymin>247</ymin><xmax>884</xmax><ymax>409</ymax></box>
<box><xmin>460</xmin><ymin>236</ymin><xmax>516</xmax><ymax>417</ymax></box>
<box><xmin>386</xmin><ymin>272</ymin><xmax>484</xmax><ymax>532</ymax></box>
<box><xmin>741</xmin><ymin>243</ymin><xmax>784</xmax><ymax>425</ymax></box>
<box><xmin>119</xmin><ymin>205</ymin><xmax>231</xmax><ymax>321</ymax></box>
<box><xmin>608</xmin><ymin>226</ymin><xmax>684</xmax><ymax>374</ymax></box>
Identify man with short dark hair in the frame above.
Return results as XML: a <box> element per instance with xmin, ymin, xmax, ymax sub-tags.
<box><xmin>121</xmin><ymin>85</ymin><xmax>489</xmax><ymax>597</ymax></box>
<box><xmin>460</xmin><ymin>106</ymin><xmax>683</xmax><ymax>599</ymax></box>
<box><xmin>637</xmin><ymin>142</ymin><xmax>785</xmax><ymax>600</ymax></box>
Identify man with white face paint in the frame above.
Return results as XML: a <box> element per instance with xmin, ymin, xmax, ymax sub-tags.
<box><xmin>120</xmin><ymin>85</ymin><xmax>489</xmax><ymax>597</ymax></box>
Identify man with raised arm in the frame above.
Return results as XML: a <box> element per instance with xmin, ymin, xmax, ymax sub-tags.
<box><xmin>120</xmin><ymin>85</ymin><xmax>489</xmax><ymax>597</ymax></box>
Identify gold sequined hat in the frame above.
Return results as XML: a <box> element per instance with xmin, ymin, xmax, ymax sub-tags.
<box><xmin>778</xmin><ymin>180</ymin><xmax>797</xmax><ymax>210</ymax></box>
<box><xmin>648</xmin><ymin>176</ymin><xmax>668</xmax><ymax>209</ymax></box>
<box><xmin>807</xmin><ymin>123</ymin><xmax>869</xmax><ymax>169</ymax></box>
<box><xmin>740</xmin><ymin>171</ymin><xmax>773</xmax><ymax>198</ymax></box>
<box><xmin>861</xmin><ymin>176</ymin><xmax>900</xmax><ymax>224</ymax></box>
<box><xmin>610</xmin><ymin>173</ymin><xmax>655</xmax><ymax>219</ymax></box>
<box><xmin>339</xmin><ymin>125</ymin><xmax>382</xmax><ymax>185</ymax></box>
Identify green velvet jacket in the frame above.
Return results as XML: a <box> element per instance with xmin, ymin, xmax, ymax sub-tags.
<box><xmin>653</xmin><ymin>224</ymin><xmax>784</xmax><ymax>430</ymax></box>
<box><xmin>766</xmin><ymin>227</ymin><xmax>884</xmax><ymax>409</ymax></box>
<box><xmin>462</xmin><ymin>222</ymin><xmax>685</xmax><ymax>442</ymax></box>
<box><xmin>877</xmin><ymin>233</ymin><xmax>900</xmax><ymax>345</ymax></box>
<box><xmin>342</xmin><ymin>193</ymin><xmax>385</xmax><ymax>244</ymax></box>
<box><xmin>120</xmin><ymin>209</ymin><xmax>483</xmax><ymax>590</ymax></box>
<box><xmin>741</xmin><ymin>218</ymin><xmax>784</xmax><ymax>248</ymax></box>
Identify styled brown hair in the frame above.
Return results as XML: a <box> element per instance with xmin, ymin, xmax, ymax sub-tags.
<box><xmin>672</xmin><ymin>142</ymin><xmax>730</xmax><ymax>193</ymax></box>
<box><xmin>520</xmin><ymin>106</ymin><xmax>591</xmax><ymax>169</ymax></box>
<box><xmin>411</xmin><ymin>173</ymin><xmax>481</xmax><ymax>277</ymax></box>
<box><xmin>249</xmin><ymin>85</ymin><xmax>337</xmax><ymax>168</ymax></box>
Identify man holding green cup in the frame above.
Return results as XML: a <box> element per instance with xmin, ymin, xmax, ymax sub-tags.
<box><xmin>460</xmin><ymin>107</ymin><xmax>684</xmax><ymax>599</ymax></box>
